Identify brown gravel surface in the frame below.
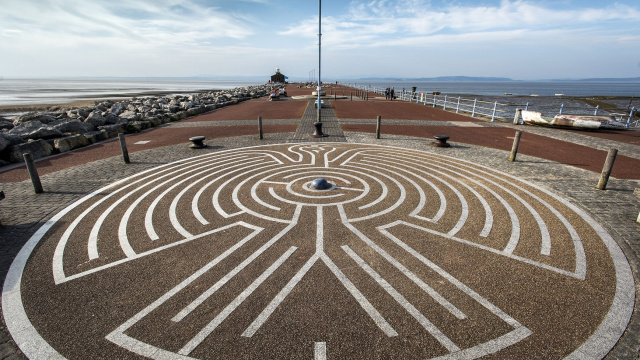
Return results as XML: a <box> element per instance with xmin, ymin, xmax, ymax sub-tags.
<box><xmin>6</xmin><ymin>143</ymin><xmax>632</xmax><ymax>360</ymax></box>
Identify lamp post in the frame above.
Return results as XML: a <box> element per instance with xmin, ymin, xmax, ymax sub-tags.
<box><xmin>316</xmin><ymin>0</ymin><xmax>322</xmax><ymax>123</ymax></box>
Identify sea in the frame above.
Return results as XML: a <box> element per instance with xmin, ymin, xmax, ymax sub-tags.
<box><xmin>0</xmin><ymin>77</ymin><xmax>265</xmax><ymax>108</ymax></box>
<box><xmin>345</xmin><ymin>80</ymin><xmax>639</xmax><ymax>98</ymax></box>
<box><xmin>0</xmin><ymin>77</ymin><xmax>638</xmax><ymax>109</ymax></box>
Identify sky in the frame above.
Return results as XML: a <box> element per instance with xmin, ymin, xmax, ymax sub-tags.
<box><xmin>1</xmin><ymin>0</ymin><xmax>639</xmax><ymax>80</ymax></box>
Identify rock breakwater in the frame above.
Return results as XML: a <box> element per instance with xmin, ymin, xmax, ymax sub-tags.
<box><xmin>0</xmin><ymin>84</ymin><xmax>271</xmax><ymax>165</ymax></box>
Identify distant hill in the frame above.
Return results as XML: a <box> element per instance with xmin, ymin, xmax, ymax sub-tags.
<box><xmin>571</xmin><ymin>77</ymin><xmax>640</xmax><ymax>82</ymax></box>
<box><xmin>356</xmin><ymin>76</ymin><xmax>515</xmax><ymax>82</ymax></box>
<box><xmin>353</xmin><ymin>76</ymin><xmax>639</xmax><ymax>82</ymax></box>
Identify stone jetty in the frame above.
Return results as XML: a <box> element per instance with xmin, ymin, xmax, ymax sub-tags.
<box><xmin>0</xmin><ymin>84</ymin><xmax>273</xmax><ymax>165</ymax></box>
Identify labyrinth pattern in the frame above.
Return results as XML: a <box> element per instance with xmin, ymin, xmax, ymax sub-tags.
<box><xmin>3</xmin><ymin>143</ymin><xmax>633</xmax><ymax>359</ymax></box>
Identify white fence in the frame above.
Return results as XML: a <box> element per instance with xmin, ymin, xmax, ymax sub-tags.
<box><xmin>350</xmin><ymin>85</ymin><xmax>639</xmax><ymax>128</ymax></box>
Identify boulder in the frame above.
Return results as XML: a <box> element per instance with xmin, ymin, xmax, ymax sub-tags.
<box><xmin>0</xmin><ymin>133</ymin><xmax>25</xmax><ymax>147</ymax></box>
<box><xmin>77</xmin><ymin>107</ymin><xmax>92</xmax><ymax>118</ymax></box>
<box><xmin>51</xmin><ymin>119</ymin><xmax>93</xmax><ymax>134</ymax></box>
<box><xmin>13</xmin><ymin>112</ymin><xmax>57</xmax><ymax>125</ymax></box>
<box><xmin>54</xmin><ymin>134</ymin><xmax>90</xmax><ymax>153</ymax></box>
<box><xmin>8</xmin><ymin>139</ymin><xmax>53</xmax><ymax>163</ymax></box>
<box><xmin>110</xmin><ymin>103</ymin><xmax>127</xmax><ymax>116</ymax></box>
<box><xmin>85</xmin><ymin>111</ymin><xmax>106</xmax><ymax>127</ymax></box>
<box><xmin>0</xmin><ymin>118</ymin><xmax>14</xmax><ymax>131</ymax></box>
<box><xmin>0</xmin><ymin>136</ymin><xmax>10</xmax><ymax>153</ymax></box>
<box><xmin>119</xmin><ymin>110</ymin><xmax>140</xmax><ymax>122</ymax></box>
<box><xmin>83</xmin><ymin>130</ymin><xmax>108</xmax><ymax>144</ymax></box>
<box><xmin>104</xmin><ymin>113</ymin><xmax>124</xmax><ymax>125</ymax></box>
<box><xmin>9</xmin><ymin>121</ymin><xmax>63</xmax><ymax>140</ymax></box>
<box><xmin>99</xmin><ymin>124</ymin><xmax>127</xmax><ymax>138</ymax></box>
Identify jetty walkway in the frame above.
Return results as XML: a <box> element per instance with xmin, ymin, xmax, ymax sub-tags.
<box><xmin>1</xmin><ymin>84</ymin><xmax>639</xmax><ymax>359</ymax></box>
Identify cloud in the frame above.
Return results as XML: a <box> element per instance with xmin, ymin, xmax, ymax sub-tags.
<box><xmin>0</xmin><ymin>0</ymin><xmax>257</xmax><ymax>50</ymax></box>
<box><xmin>280</xmin><ymin>0</ymin><xmax>640</xmax><ymax>49</ymax></box>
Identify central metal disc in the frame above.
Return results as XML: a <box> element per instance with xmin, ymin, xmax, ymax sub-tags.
<box><xmin>310</xmin><ymin>178</ymin><xmax>331</xmax><ymax>190</ymax></box>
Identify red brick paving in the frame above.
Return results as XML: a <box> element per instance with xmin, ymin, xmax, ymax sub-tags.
<box><xmin>340</xmin><ymin>124</ymin><xmax>640</xmax><ymax>179</ymax></box>
<box><xmin>183</xmin><ymin>98</ymin><xmax>308</xmax><ymax>122</ymax></box>
<box><xmin>0</xmin><ymin>125</ymin><xmax>297</xmax><ymax>183</ymax></box>
<box><xmin>563</xmin><ymin>128</ymin><xmax>640</xmax><ymax>146</ymax></box>
<box><xmin>333</xmin><ymin>100</ymin><xmax>478</xmax><ymax>122</ymax></box>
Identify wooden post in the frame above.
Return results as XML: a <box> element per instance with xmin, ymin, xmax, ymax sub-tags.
<box><xmin>119</xmin><ymin>133</ymin><xmax>130</xmax><ymax>164</ymax></box>
<box><xmin>376</xmin><ymin>116</ymin><xmax>381</xmax><ymax>139</ymax></box>
<box><xmin>597</xmin><ymin>148</ymin><xmax>618</xmax><ymax>190</ymax></box>
<box><xmin>513</xmin><ymin>109</ymin><xmax>522</xmax><ymax>125</ymax></box>
<box><xmin>509</xmin><ymin>131</ymin><xmax>522</xmax><ymax>162</ymax></box>
<box><xmin>23</xmin><ymin>153</ymin><xmax>43</xmax><ymax>194</ymax></box>
<box><xmin>258</xmin><ymin>116</ymin><xmax>263</xmax><ymax>140</ymax></box>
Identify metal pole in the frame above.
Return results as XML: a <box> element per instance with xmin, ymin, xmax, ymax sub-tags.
<box><xmin>376</xmin><ymin>116</ymin><xmax>381</xmax><ymax>139</ymax></box>
<box><xmin>509</xmin><ymin>131</ymin><xmax>522</xmax><ymax>162</ymax></box>
<box><xmin>23</xmin><ymin>152</ymin><xmax>43</xmax><ymax>194</ymax></box>
<box><xmin>472</xmin><ymin>99</ymin><xmax>477</xmax><ymax>117</ymax></box>
<box><xmin>594</xmin><ymin>105</ymin><xmax>599</xmax><ymax>115</ymax></box>
<box><xmin>559</xmin><ymin>104</ymin><xmax>564</xmax><ymax>115</ymax></box>
<box><xmin>118</xmin><ymin>133</ymin><xmax>130</xmax><ymax>164</ymax></box>
<box><xmin>316</xmin><ymin>0</ymin><xmax>322</xmax><ymax>123</ymax></box>
<box><xmin>456</xmin><ymin>97</ymin><xmax>460</xmax><ymax>113</ymax></box>
<box><xmin>443</xmin><ymin>95</ymin><xmax>447</xmax><ymax>110</ymax></box>
<box><xmin>597</xmin><ymin>148</ymin><xmax>618</xmax><ymax>190</ymax></box>
<box><xmin>491</xmin><ymin>101</ymin><xmax>498</xmax><ymax>122</ymax></box>
<box><xmin>627</xmin><ymin>107</ymin><xmax>635</xmax><ymax>128</ymax></box>
<box><xmin>258</xmin><ymin>116</ymin><xmax>263</xmax><ymax>140</ymax></box>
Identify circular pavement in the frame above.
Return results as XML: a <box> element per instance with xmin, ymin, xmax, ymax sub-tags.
<box><xmin>2</xmin><ymin>143</ymin><xmax>634</xmax><ymax>359</ymax></box>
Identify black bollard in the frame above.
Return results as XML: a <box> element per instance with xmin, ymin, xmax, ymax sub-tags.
<box><xmin>189</xmin><ymin>136</ymin><xmax>207</xmax><ymax>149</ymax></box>
<box><xmin>311</xmin><ymin>122</ymin><xmax>327</xmax><ymax>138</ymax></box>
<box><xmin>432</xmin><ymin>135</ymin><xmax>451</xmax><ymax>148</ymax></box>
<box><xmin>376</xmin><ymin>116</ymin><xmax>381</xmax><ymax>139</ymax></box>
<box><xmin>258</xmin><ymin>116</ymin><xmax>263</xmax><ymax>140</ymax></box>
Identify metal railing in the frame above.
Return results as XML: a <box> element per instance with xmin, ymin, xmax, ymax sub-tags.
<box><xmin>348</xmin><ymin>84</ymin><xmax>639</xmax><ymax>128</ymax></box>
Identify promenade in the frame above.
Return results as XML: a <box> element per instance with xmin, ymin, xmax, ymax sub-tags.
<box><xmin>1</xmin><ymin>84</ymin><xmax>639</xmax><ymax>359</ymax></box>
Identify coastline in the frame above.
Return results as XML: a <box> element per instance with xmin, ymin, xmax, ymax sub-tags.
<box><xmin>0</xmin><ymin>89</ymin><xmax>220</xmax><ymax>116</ymax></box>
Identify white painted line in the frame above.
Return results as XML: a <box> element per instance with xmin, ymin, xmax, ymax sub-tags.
<box><xmin>172</xmin><ymin>206</ymin><xmax>302</xmax><ymax>323</ymax></box>
<box><xmin>134</xmin><ymin>141</ymin><xmax>151</xmax><ymax>145</ymax></box>
<box><xmin>343</xmin><ymin>245</ymin><xmax>460</xmax><ymax>352</ymax></box>
<box><xmin>321</xmin><ymin>253</ymin><xmax>398</xmax><ymax>337</ymax></box>
<box><xmin>242</xmin><ymin>255</ymin><xmax>318</xmax><ymax>337</ymax></box>
<box><xmin>314</xmin><ymin>342</ymin><xmax>327</xmax><ymax>360</ymax></box>
<box><xmin>178</xmin><ymin>246</ymin><xmax>298</xmax><ymax>355</ymax></box>
<box><xmin>338</xmin><ymin>205</ymin><xmax>467</xmax><ymax>320</ymax></box>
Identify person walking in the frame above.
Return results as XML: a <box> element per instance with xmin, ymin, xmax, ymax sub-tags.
<box><xmin>390</xmin><ymin>87</ymin><xmax>395</xmax><ymax>101</ymax></box>
<box><xmin>385</xmin><ymin>86</ymin><xmax>390</xmax><ymax>100</ymax></box>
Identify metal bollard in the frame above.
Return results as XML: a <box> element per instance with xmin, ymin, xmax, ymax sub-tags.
<box><xmin>258</xmin><ymin>116</ymin><xmax>263</xmax><ymax>140</ymax></box>
<box><xmin>23</xmin><ymin>152</ymin><xmax>43</xmax><ymax>194</ymax></box>
<box><xmin>376</xmin><ymin>116</ymin><xmax>381</xmax><ymax>139</ymax></box>
<box><xmin>311</xmin><ymin>122</ymin><xmax>326</xmax><ymax>138</ymax></box>
<box><xmin>597</xmin><ymin>148</ymin><xmax>618</xmax><ymax>190</ymax></box>
<box><xmin>118</xmin><ymin>133</ymin><xmax>130</xmax><ymax>164</ymax></box>
<box><xmin>509</xmin><ymin>131</ymin><xmax>522</xmax><ymax>162</ymax></box>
